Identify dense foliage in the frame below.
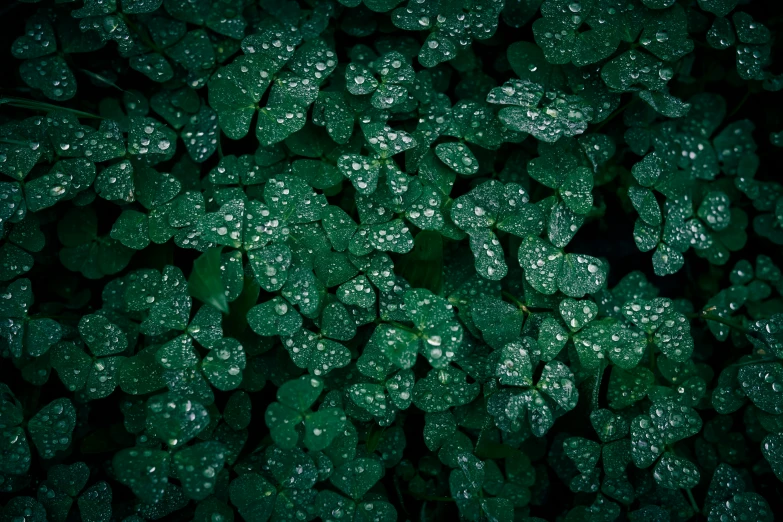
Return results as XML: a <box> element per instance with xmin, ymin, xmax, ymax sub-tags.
<box><xmin>1</xmin><ymin>0</ymin><xmax>783</xmax><ymax>520</ymax></box>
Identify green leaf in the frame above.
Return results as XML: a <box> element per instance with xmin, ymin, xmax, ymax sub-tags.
<box><xmin>330</xmin><ymin>458</ymin><xmax>383</xmax><ymax>500</ymax></box>
<box><xmin>128</xmin><ymin>117</ymin><xmax>176</xmax><ymax>160</ymax></box>
<box><xmin>188</xmin><ymin>247</ymin><xmax>229</xmax><ymax>313</ymax></box>
<box><xmin>20</xmin><ymin>55</ymin><xmax>76</xmax><ymax>101</ymax></box>
<box><xmin>28</xmin><ymin>399</ymin><xmax>76</xmax><ymax>459</ymax></box>
<box><xmin>650</xmin><ymin>400</ymin><xmax>702</xmax><ymax>444</ymax></box>
<box><xmin>538</xmin><ymin>317</ymin><xmax>568</xmax><ymax>361</ymax></box>
<box><xmin>113</xmin><ymin>448</ymin><xmax>170</xmax><ymax>504</ymax></box>
<box><xmin>559</xmin><ymin>298</ymin><xmax>597</xmax><ymax>332</ymax></box>
<box><xmin>558</xmin><ymin>253</ymin><xmax>607</xmax><ymax>298</ymax></box>
<box><xmin>538</xmin><ymin>360</ymin><xmax>578</xmax><ymax>411</ymax></box>
<box><xmin>496</xmin><ymin>340</ymin><xmax>534</xmax><ymax>386</ymax></box>
<box><xmin>630</xmin><ymin>414</ymin><xmax>664</xmax><ymax>468</ymax></box>
<box><xmin>639</xmin><ymin>91</ymin><xmax>691</xmax><ymax>118</ymax></box>
<box><xmin>111</xmin><ymin>210</ymin><xmax>150</xmax><ymax>250</ymax></box>
<box><xmin>707</xmin><ymin>492</ymin><xmax>773</xmax><ymax>522</ymax></box>
<box><xmin>79</xmin><ymin>314</ymin><xmax>127</xmax><ymax>356</ymax></box>
<box><xmin>173</xmin><ymin>442</ymin><xmax>225</xmax><ymax>500</ymax></box>
<box><xmin>304</xmin><ymin>408</ymin><xmax>346</xmax><ymax>451</ymax></box>
<box><xmin>146</xmin><ymin>393</ymin><xmax>209</xmax><ymax>447</ymax></box>
<box><xmin>77</xmin><ymin>482</ymin><xmax>112</xmax><ymax>522</ymax></box>
<box><xmin>609</xmin><ymin>366</ymin><xmax>654</xmax><ymax>409</ymax></box>
<box><xmin>413</xmin><ymin>367</ymin><xmax>480</xmax><ymax>412</ymax></box>
<box><xmin>564</xmin><ymin>437</ymin><xmax>601</xmax><ymax>473</ymax></box>
<box><xmin>201</xmin><ymin>338</ymin><xmax>246</xmax><ymax>391</ymax></box>
<box><xmin>12</xmin><ymin>16</ymin><xmax>57</xmax><ymax>60</ymax></box>
<box><xmin>229</xmin><ymin>473</ymin><xmax>276</xmax><ymax>522</ymax></box>
<box><xmin>738</xmin><ymin>362</ymin><xmax>783</xmax><ymax>414</ymax></box>
<box><xmin>248</xmin><ymin>297</ymin><xmax>302</xmax><ymax>337</ymax></box>
<box><xmin>518</xmin><ymin>236</ymin><xmax>563</xmax><ymax>295</ymax></box>
<box><xmin>653</xmin><ymin>452</ymin><xmax>700</xmax><ymax>489</ymax></box>
<box><xmin>560</xmin><ymin>167</ymin><xmax>593</xmax><ymax>214</ymax></box>
<box><xmin>472</xmin><ymin>297</ymin><xmax>523</xmax><ymax>348</ymax></box>
<box><xmin>372</xmin><ymin>324</ymin><xmax>420</xmax><ymax>370</ymax></box>
<box><xmin>435</xmin><ymin>142</ymin><xmax>479</xmax><ymax>175</ymax></box>
<box><xmin>591</xmin><ymin>409</ymin><xmax>628</xmax><ymax>442</ymax></box>
<box><xmin>337</xmin><ymin>275</ymin><xmax>376</xmax><ymax>308</ymax></box>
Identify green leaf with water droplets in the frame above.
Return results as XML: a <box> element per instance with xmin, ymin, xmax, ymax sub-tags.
<box><xmin>20</xmin><ymin>55</ymin><xmax>76</xmax><ymax>101</ymax></box>
<box><xmin>113</xmin><ymin>447</ymin><xmax>170</xmax><ymax>504</ymax></box>
<box><xmin>559</xmin><ymin>298</ymin><xmax>597</xmax><ymax>332</ymax></box>
<box><xmin>609</xmin><ymin>366</ymin><xmax>654</xmax><ymax>409</ymax></box>
<box><xmin>496</xmin><ymin>340</ymin><xmax>534</xmax><ymax>386</ymax></box>
<box><xmin>435</xmin><ymin>142</ymin><xmax>479</xmax><ymax>176</ymax></box>
<box><xmin>248</xmin><ymin>297</ymin><xmax>302</xmax><ymax>337</ymax></box>
<box><xmin>564</xmin><ymin>436</ymin><xmax>601</xmax><ymax>473</ymax></box>
<box><xmin>79</xmin><ymin>313</ymin><xmax>127</xmax><ymax>357</ymax></box>
<box><xmin>229</xmin><ymin>473</ymin><xmax>277</xmax><ymax>522</ymax></box>
<box><xmin>738</xmin><ymin>362</ymin><xmax>783</xmax><ymax>414</ymax></box>
<box><xmin>110</xmin><ymin>209</ymin><xmax>150</xmax><ymax>250</ymax></box>
<box><xmin>201</xmin><ymin>338</ymin><xmax>246</xmax><ymax>391</ymax></box>
<box><xmin>28</xmin><ymin>398</ymin><xmax>75</xmax><ymax>460</ymax></box>
<box><xmin>181</xmin><ymin>105</ymin><xmax>218</xmax><ymax>163</ymax></box>
<box><xmin>413</xmin><ymin>366</ymin><xmax>480</xmax><ymax>413</ymax></box>
<box><xmin>707</xmin><ymin>492</ymin><xmax>773</xmax><ymax>522</ymax></box>
<box><xmin>331</xmin><ymin>458</ymin><xmax>384</xmax><ymax>501</ymax></box>
<box><xmin>337</xmin><ymin>275</ymin><xmax>376</xmax><ymax>308</ymax></box>
<box><xmin>128</xmin><ymin>117</ymin><xmax>176</xmax><ymax>160</ymax></box>
<box><xmin>173</xmin><ymin>441</ymin><xmax>225</xmax><ymax>501</ymax></box>
<box><xmin>560</xmin><ymin>167</ymin><xmax>593</xmax><ymax>215</ymax></box>
<box><xmin>518</xmin><ymin>236</ymin><xmax>563</xmax><ymax>295</ymax></box>
<box><xmin>304</xmin><ymin>408</ymin><xmax>346</xmax><ymax>451</ymax></box>
<box><xmin>538</xmin><ymin>317</ymin><xmax>569</xmax><ymax>361</ymax></box>
<box><xmin>472</xmin><ymin>296</ymin><xmax>523</xmax><ymax>348</ymax></box>
<box><xmin>558</xmin><ymin>253</ymin><xmax>607</xmax><ymax>298</ymax></box>
<box><xmin>653</xmin><ymin>452</ymin><xmax>700</xmax><ymax>489</ymax></box>
<box><xmin>630</xmin><ymin>414</ymin><xmax>664</xmax><ymax>468</ymax></box>
<box><xmin>145</xmin><ymin>392</ymin><xmax>209</xmax><ymax>447</ymax></box>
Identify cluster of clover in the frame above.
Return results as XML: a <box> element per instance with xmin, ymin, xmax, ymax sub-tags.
<box><xmin>1</xmin><ymin>0</ymin><xmax>783</xmax><ymax>520</ymax></box>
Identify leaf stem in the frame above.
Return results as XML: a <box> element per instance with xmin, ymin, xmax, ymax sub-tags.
<box><xmin>410</xmin><ymin>492</ymin><xmax>455</xmax><ymax>503</ymax></box>
<box><xmin>688</xmin><ymin>310</ymin><xmax>749</xmax><ymax>334</ymax></box>
<box><xmin>729</xmin><ymin>87</ymin><xmax>751</xmax><ymax>118</ymax></box>
<box><xmin>502</xmin><ymin>291</ymin><xmax>528</xmax><ymax>313</ymax></box>
<box><xmin>0</xmin><ymin>96</ymin><xmax>102</xmax><ymax>119</ymax></box>
<box><xmin>592</xmin><ymin>97</ymin><xmax>640</xmax><ymax>133</ymax></box>
<box><xmin>591</xmin><ymin>360</ymin><xmax>606</xmax><ymax>411</ymax></box>
<box><xmin>385</xmin><ymin>320</ymin><xmax>419</xmax><ymax>334</ymax></box>
<box><xmin>685</xmin><ymin>487</ymin><xmax>700</xmax><ymax>514</ymax></box>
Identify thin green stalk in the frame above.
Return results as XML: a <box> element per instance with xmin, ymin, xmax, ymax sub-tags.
<box><xmin>688</xmin><ymin>311</ymin><xmax>749</xmax><ymax>335</ymax></box>
<box><xmin>592</xmin><ymin>97</ymin><xmax>640</xmax><ymax>133</ymax></box>
<box><xmin>591</xmin><ymin>360</ymin><xmax>607</xmax><ymax>411</ymax></box>
<box><xmin>502</xmin><ymin>291</ymin><xmax>528</xmax><ymax>312</ymax></box>
<box><xmin>729</xmin><ymin>87</ymin><xmax>751</xmax><ymax>118</ymax></box>
<box><xmin>410</xmin><ymin>492</ymin><xmax>455</xmax><ymax>503</ymax></box>
<box><xmin>384</xmin><ymin>319</ymin><xmax>419</xmax><ymax>334</ymax></box>
<box><xmin>686</xmin><ymin>487</ymin><xmax>700</xmax><ymax>514</ymax></box>
<box><xmin>0</xmin><ymin>96</ymin><xmax>102</xmax><ymax>119</ymax></box>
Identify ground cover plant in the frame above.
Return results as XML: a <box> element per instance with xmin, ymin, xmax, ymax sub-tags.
<box><xmin>1</xmin><ymin>0</ymin><xmax>783</xmax><ymax>520</ymax></box>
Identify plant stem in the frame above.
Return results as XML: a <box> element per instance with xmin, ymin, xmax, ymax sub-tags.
<box><xmin>592</xmin><ymin>97</ymin><xmax>640</xmax><ymax>133</ymax></box>
<box><xmin>648</xmin><ymin>342</ymin><xmax>656</xmax><ymax>372</ymax></box>
<box><xmin>591</xmin><ymin>360</ymin><xmax>606</xmax><ymax>411</ymax></box>
<box><xmin>729</xmin><ymin>87</ymin><xmax>751</xmax><ymax>118</ymax></box>
<box><xmin>686</xmin><ymin>487</ymin><xmax>700</xmax><ymax>514</ymax></box>
<box><xmin>385</xmin><ymin>320</ymin><xmax>419</xmax><ymax>334</ymax></box>
<box><xmin>688</xmin><ymin>311</ymin><xmax>749</xmax><ymax>334</ymax></box>
<box><xmin>0</xmin><ymin>97</ymin><xmax>102</xmax><ymax>119</ymax></box>
<box><xmin>410</xmin><ymin>492</ymin><xmax>455</xmax><ymax>503</ymax></box>
<box><xmin>502</xmin><ymin>291</ymin><xmax>528</xmax><ymax>312</ymax></box>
